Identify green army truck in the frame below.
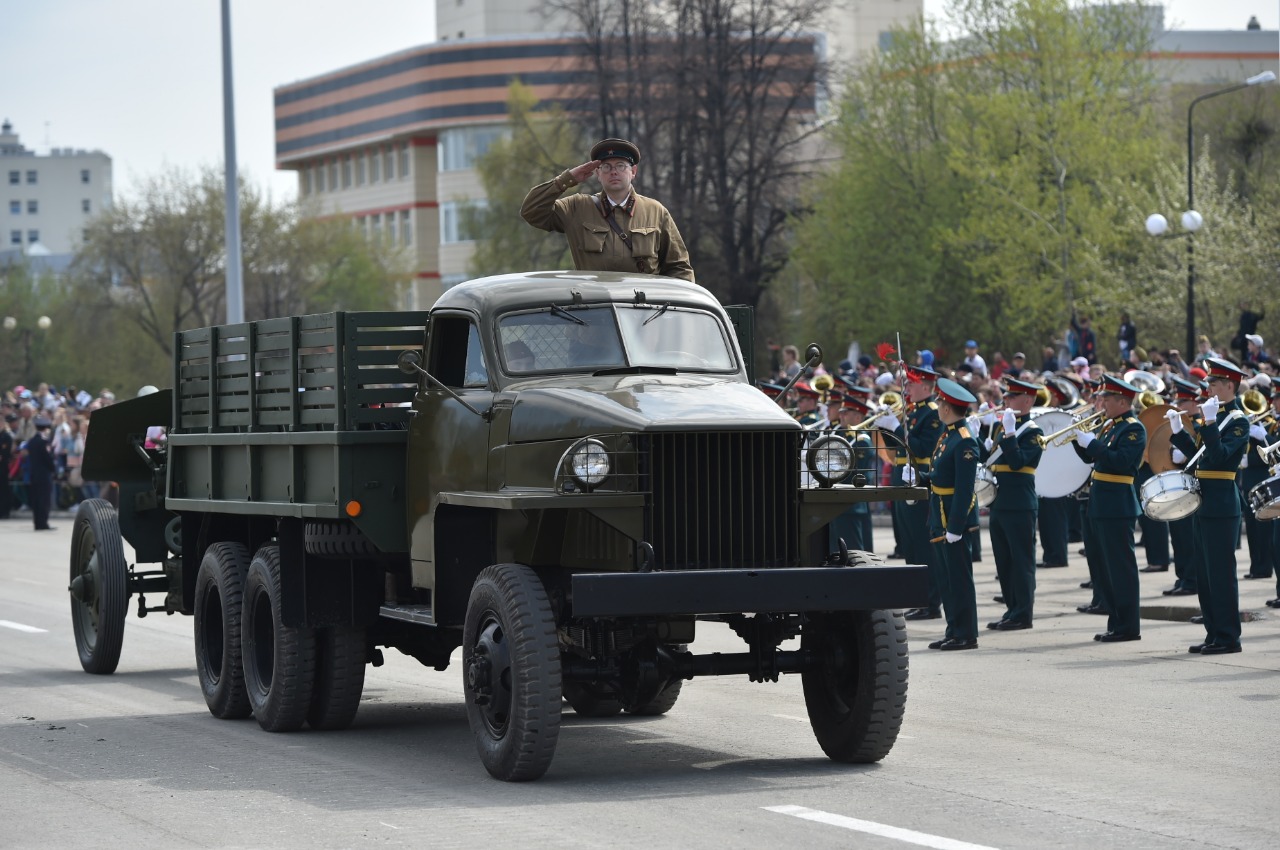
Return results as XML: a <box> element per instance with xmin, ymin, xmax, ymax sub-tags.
<box><xmin>69</xmin><ymin>270</ymin><xmax>929</xmax><ymax>781</ymax></box>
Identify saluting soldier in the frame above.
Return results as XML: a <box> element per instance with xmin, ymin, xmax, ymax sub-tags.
<box><xmin>877</xmin><ymin>364</ymin><xmax>945</xmax><ymax>620</ymax></box>
<box><xmin>828</xmin><ymin>394</ymin><xmax>878</xmax><ymax>553</ymax></box>
<box><xmin>1072</xmin><ymin>374</ymin><xmax>1147</xmax><ymax>643</ymax></box>
<box><xmin>1168</xmin><ymin>358</ymin><xmax>1251</xmax><ymax>654</ymax></box>
<box><xmin>1162</xmin><ymin>377</ymin><xmax>1204</xmax><ymax>598</ymax></box>
<box><xmin>520</xmin><ymin>139</ymin><xmax>694</xmax><ymax>281</ymax></box>
<box><xmin>1239</xmin><ymin>379</ymin><xmax>1276</xmax><ymax>581</ymax></box>
<box><xmin>981</xmin><ymin>377</ymin><xmax>1045</xmax><ymax>630</ymax></box>
<box><xmin>905</xmin><ymin>377</ymin><xmax>980</xmax><ymax>650</ymax></box>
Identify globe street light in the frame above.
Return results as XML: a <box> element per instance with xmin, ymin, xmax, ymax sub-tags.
<box><xmin>1</xmin><ymin>314</ymin><xmax>52</xmax><ymax>382</ymax></box>
<box><xmin>1156</xmin><ymin>71</ymin><xmax>1278</xmax><ymax>356</ymax></box>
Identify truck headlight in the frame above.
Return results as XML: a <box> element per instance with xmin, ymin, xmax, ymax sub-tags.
<box><xmin>563</xmin><ymin>438</ymin><xmax>610</xmax><ymax>488</ymax></box>
<box><xmin>806</xmin><ymin>435</ymin><xmax>853</xmax><ymax>486</ymax></box>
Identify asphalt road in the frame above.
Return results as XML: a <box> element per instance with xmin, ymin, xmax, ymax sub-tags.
<box><xmin>1</xmin><ymin>515</ymin><xmax>1277</xmax><ymax>850</ymax></box>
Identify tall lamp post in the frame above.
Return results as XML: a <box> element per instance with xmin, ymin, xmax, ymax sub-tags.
<box><xmin>1146</xmin><ymin>70</ymin><xmax>1276</xmax><ymax>357</ymax></box>
<box><xmin>2</xmin><ymin>314</ymin><xmax>52</xmax><ymax>381</ymax></box>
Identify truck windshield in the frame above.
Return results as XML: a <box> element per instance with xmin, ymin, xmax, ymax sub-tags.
<box><xmin>498</xmin><ymin>304</ymin><xmax>735</xmax><ymax>374</ymax></box>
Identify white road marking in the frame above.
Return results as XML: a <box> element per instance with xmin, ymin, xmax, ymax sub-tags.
<box><xmin>772</xmin><ymin>713</ymin><xmax>810</xmax><ymax>723</ymax></box>
<box><xmin>0</xmin><ymin>620</ymin><xmax>47</xmax><ymax>633</ymax></box>
<box><xmin>380</xmin><ymin>822</ymin><xmax>401</xmax><ymax>830</ymax></box>
<box><xmin>765</xmin><ymin>805</ymin><xmax>999</xmax><ymax>850</ymax></box>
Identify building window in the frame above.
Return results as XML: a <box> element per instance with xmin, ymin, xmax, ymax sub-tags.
<box><xmin>7</xmin><ymin>170</ymin><xmax>17</xmax><ymax>185</ymax></box>
<box><xmin>81</xmin><ymin>168</ymin><xmax>90</xmax><ymax>184</ymax></box>
<box><xmin>442</xmin><ymin>273</ymin><xmax>467</xmax><ymax>290</ymax></box>
<box><xmin>342</xmin><ymin>156</ymin><xmax>352</xmax><ymax>189</ymax></box>
<box><xmin>328</xmin><ymin>160</ymin><xmax>339</xmax><ymax>192</ymax></box>
<box><xmin>356</xmin><ymin>154</ymin><xmax>366</xmax><ymax>186</ymax></box>
<box><xmin>439</xmin><ymin>126</ymin><xmax>508</xmax><ymax>172</ymax></box>
<box><xmin>27</xmin><ymin>229</ymin><xmax>39</xmax><ymax>243</ymax></box>
<box><xmin>315</xmin><ymin>164</ymin><xmax>326</xmax><ymax>192</ymax></box>
<box><xmin>9</xmin><ymin>230</ymin><xmax>19</xmax><ymax>245</ymax></box>
<box><xmin>82</xmin><ymin>229</ymin><xmax>89</xmax><ymax>242</ymax></box>
<box><xmin>440</xmin><ymin>201</ymin><xmax>484</xmax><ymax>244</ymax></box>
<box><xmin>399</xmin><ymin>143</ymin><xmax>410</xmax><ymax>179</ymax></box>
<box><xmin>27</xmin><ymin>200</ymin><xmax>37</xmax><ymax>214</ymax></box>
<box><xmin>302</xmin><ymin>168</ymin><xmax>312</xmax><ymax>196</ymax></box>
<box><xmin>400</xmin><ymin>210</ymin><xmax>412</xmax><ymax>246</ymax></box>
<box><xmin>370</xmin><ymin>148</ymin><xmax>380</xmax><ymax>182</ymax></box>
<box><xmin>26</xmin><ymin>170</ymin><xmax>36</xmax><ymax>184</ymax></box>
<box><xmin>8</xmin><ymin>200</ymin><xmax>18</xmax><ymax>215</ymax></box>
<box><xmin>383</xmin><ymin>146</ymin><xmax>395</xmax><ymax>181</ymax></box>
<box><xmin>82</xmin><ymin>199</ymin><xmax>91</xmax><ymax>213</ymax></box>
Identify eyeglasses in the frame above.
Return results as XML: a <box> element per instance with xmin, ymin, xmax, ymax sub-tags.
<box><xmin>597</xmin><ymin>162</ymin><xmax>632</xmax><ymax>174</ymax></box>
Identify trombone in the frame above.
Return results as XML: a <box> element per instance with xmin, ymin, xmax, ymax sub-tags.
<box><xmin>1242</xmin><ymin>388</ymin><xmax>1276</xmax><ymax>425</ymax></box>
<box><xmin>1034</xmin><ymin>409</ymin><xmax>1108</xmax><ymax>448</ymax></box>
<box><xmin>846</xmin><ymin>391</ymin><xmax>905</xmax><ymax>431</ymax></box>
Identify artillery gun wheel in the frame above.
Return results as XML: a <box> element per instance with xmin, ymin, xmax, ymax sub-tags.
<box><xmin>242</xmin><ymin>545</ymin><xmax>316</xmax><ymax>732</ymax></box>
<box><xmin>307</xmin><ymin>626</ymin><xmax>367</xmax><ymax>730</ymax></box>
<box><xmin>562</xmin><ymin>682</ymin><xmax>624</xmax><ymax>718</ymax></box>
<box><xmin>801</xmin><ymin>610</ymin><xmax>908</xmax><ymax>764</ymax></box>
<box><xmin>463</xmin><ymin>564</ymin><xmax>561</xmax><ymax>781</ymax></box>
<box><xmin>194</xmin><ymin>542</ymin><xmax>253</xmax><ymax>719</ymax></box>
<box><xmin>69</xmin><ymin>499</ymin><xmax>129</xmax><ymax>674</ymax></box>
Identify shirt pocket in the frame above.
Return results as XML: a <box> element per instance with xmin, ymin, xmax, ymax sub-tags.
<box><xmin>628</xmin><ymin>226</ymin><xmax>659</xmax><ymax>272</ymax></box>
<box><xmin>581</xmin><ymin>223</ymin><xmax>610</xmax><ymax>253</ymax></box>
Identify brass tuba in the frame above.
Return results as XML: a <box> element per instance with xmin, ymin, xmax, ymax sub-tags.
<box><xmin>813</xmin><ymin>373</ymin><xmax>836</xmax><ymax>404</ymax></box>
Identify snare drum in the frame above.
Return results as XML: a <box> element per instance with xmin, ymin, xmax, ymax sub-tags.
<box><xmin>974</xmin><ymin>466</ymin><xmax>997</xmax><ymax>508</ymax></box>
<box><xmin>1140</xmin><ymin>470</ymin><xmax>1201</xmax><ymax>521</ymax></box>
<box><xmin>1247</xmin><ymin>474</ymin><xmax>1280</xmax><ymax>520</ymax></box>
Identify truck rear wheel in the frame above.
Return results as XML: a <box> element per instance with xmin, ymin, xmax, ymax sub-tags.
<box><xmin>307</xmin><ymin>626</ymin><xmax>366</xmax><ymax>730</ymax></box>
<box><xmin>463</xmin><ymin>564</ymin><xmax>561</xmax><ymax>781</ymax></box>
<box><xmin>801</xmin><ymin>610</ymin><xmax>908</xmax><ymax>764</ymax></box>
<box><xmin>242</xmin><ymin>544</ymin><xmax>316</xmax><ymax>732</ymax></box>
<box><xmin>625</xmin><ymin>643</ymin><xmax>687</xmax><ymax>716</ymax></box>
<box><xmin>194</xmin><ymin>542</ymin><xmax>253</xmax><ymax>719</ymax></box>
<box><xmin>69</xmin><ymin>499</ymin><xmax>129</xmax><ymax>675</ymax></box>
<box><xmin>562</xmin><ymin>682</ymin><xmax>624</xmax><ymax>718</ymax></box>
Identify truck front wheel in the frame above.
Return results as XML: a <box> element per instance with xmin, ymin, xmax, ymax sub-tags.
<box><xmin>242</xmin><ymin>544</ymin><xmax>316</xmax><ymax>732</ymax></box>
<box><xmin>194</xmin><ymin>542</ymin><xmax>252</xmax><ymax>719</ymax></box>
<box><xmin>462</xmin><ymin>564</ymin><xmax>561</xmax><ymax>781</ymax></box>
<box><xmin>801</xmin><ymin>610</ymin><xmax>908</xmax><ymax>763</ymax></box>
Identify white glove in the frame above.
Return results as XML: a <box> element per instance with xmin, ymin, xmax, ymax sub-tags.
<box><xmin>1200</xmin><ymin>395</ymin><xmax>1220</xmax><ymax>421</ymax></box>
<box><xmin>875</xmin><ymin>412</ymin><xmax>900</xmax><ymax>431</ymax></box>
<box><xmin>1166</xmin><ymin>408</ymin><xmax>1183</xmax><ymax>435</ymax></box>
<box><xmin>984</xmin><ymin>437</ymin><xmax>994</xmax><ymax>452</ymax></box>
<box><xmin>1250</xmin><ymin>423</ymin><xmax>1267</xmax><ymax>441</ymax></box>
<box><xmin>980</xmin><ymin>406</ymin><xmax>996</xmax><ymax>427</ymax></box>
<box><xmin>901</xmin><ymin>464</ymin><xmax>917</xmax><ymax>485</ymax></box>
<box><xmin>1002</xmin><ymin>410</ymin><xmax>1017</xmax><ymax>433</ymax></box>
<box><xmin>1075</xmin><ymin>430</ymin><xmax>1095</xmax><ymax>448</ymax></box>
<box><xmin>1240</xmin><ymin>453</ymin><xmax>1249</xmax><ymax>469</ymax></box>
<box><xmin>1171</xmin><ymin>448</ymin><xmax>1187</xmax><ymax>464</ymax></box>
<box><xmin>944</xmin><ymin>531</ymin><xmax>963</xmax><ymax>543</ymax></box>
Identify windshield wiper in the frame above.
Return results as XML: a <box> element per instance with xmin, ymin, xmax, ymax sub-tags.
<box><xmin>549</xmin><ymin>304</ymin><xmax>586</xmax><ymax>325</ymax></box>
<box><xmin>642</xmin><ymin>303</ymin><xmax>670</xmax><ymax>326</ymax></box>
<box><xmin>592</xmin><ymin>365</ymin><xmax>678</xmax><ymax>377</ymax></box>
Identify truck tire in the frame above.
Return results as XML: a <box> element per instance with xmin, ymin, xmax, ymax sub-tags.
<box><xmin>562</xmin><ymin>682</ymin><xmax>624</xmax><ymax>718</ymax></box>
<box><xmin>242</xmin><ymin>544</ymin><xmax>317</xmax><ymax>732</ymax></box>
<box><xmin>801</xmin><ymin>609</ymin><xmax>908</xmax><ymax>764</ymax></box>
<box><xmin>307</xmin><ymin>626</ymin><xmax>366</xmax><ymax>730</ymax></box>
<box><xmin>847</xmin><ymin>550</ymin><xmax>887</xmax><ymax>567</ymax></box>
<box><xmin>304</xmin><ymin>521</ymin><xmax>378</xmax><ymax>559</ymax></box>
<box><xmin>194</xmin><ymin>542</ymin><xmax>253</xmax><ymax>719</ymax></box>
<box><xmin>69</xmin><ymin>499</ymin><xmax>129</xmax><ymax>675</ymax></box>
<box><xmin>624</xmin><ymin>644</ymin><xmax>687</xmax><ymax>716</ymax></box>
<box><xmin>462</xmin><ymin>564</ymin><xmax>561</xmax><ymax>781</ymax></box>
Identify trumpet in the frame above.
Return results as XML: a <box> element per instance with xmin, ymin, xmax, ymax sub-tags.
<box><xmin>1034</xmin><ymin>408</ymin><xmax>1109</xmax><ymax>448</ymax></box>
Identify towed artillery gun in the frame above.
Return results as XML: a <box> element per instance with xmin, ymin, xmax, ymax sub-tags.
<box><xmin>69</xmin><ymin>271</ymin><xmax>928</xmax><ymax>781</ymax></box>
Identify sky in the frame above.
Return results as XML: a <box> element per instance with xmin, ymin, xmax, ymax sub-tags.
<box><xmin>2</xmin><ymin>1</ymin><xmax>1277</xmax><ymax>204</ymax></box>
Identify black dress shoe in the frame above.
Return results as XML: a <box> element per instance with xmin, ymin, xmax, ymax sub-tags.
<box><xmin>1266</xmin><ymin>599</ymin><xmax>1280</xmax><ymax>608</ymax></box>
<box><xmin>938</xmin><ymin>638</ymin><xmax>978</xmax><ymax>651</ymax></box>
<box><xmin>1189</xmin><ymin>614</ymin><xmax>1204</xmax><ymax>624</ymax></box>
<box><xmin>1164</xmin><ymin>586</ymin><xmax>1197</xmax><ymax>596</ymax></box>
<box><xmin>1188</xmin><ymin>643</ymin><xmax>1207</xmax><ymax>654</ymax></box>
<box><xmin>1097</xmin><ymin>632</ymin><xmax>1141</xmax><ymax>643</ymax></box>
<box><xmin>1076</xmin><ymin>604</ymin><xmax>1107</xmax><ymax>615</ymax></box>
<box><xmin>33</xmin><ymin>526</ymin><xmax>56</xmax><ymax>531</ymax></box>
<box><xmin>1139</xmin><ymin>564</ymin><xmax>1168</xmax><ymax>573</ymax></box>
<box><xmin>1079</xmin><ymin>580</ymin><xmax>1093</xmax><ymax>589</ymax></box>
<box><xmin>1077</xmin><ymin>547</ymin><xmax>1087</xmax><ymax>556</ymax></box>
<box><xmin>992</xmin><ymin>595</ymin><xmax>1005</xmax><ymax>604</ymax></box>
<box><xmin>993</xmin><ymin>620</ymin><xmax>1031</xmax><ymax>631</ymax></box>
<box><xmin>986</xmin><ymin>620</ymin><xmax>1005</xmax><ymax>630</ymax></box>
<box><xmin>1199</xmin><ymin>643</ymin><xmax>1242</xmax><ymax>655</ymax></box>
<box><xmin>1243</xmin><ymin>574</ymin><xmax>1270</xmax><ymax>580</ymax></box>
<box><xmin>904</xmin><ymin>608</ymin><xmax>942</xmax><ymax>621</ymax></box>
<box><xmin>1037</xmin><ymin>562</ymin><xmax>1068</xmax><ymax>569</ymax></box>
<box><xmin>928</xmin><ymin>639</ymin><xmax>946</xmax><ymax>650</ymax></box>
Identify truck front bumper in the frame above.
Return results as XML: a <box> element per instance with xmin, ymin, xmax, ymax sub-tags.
<box><xmin>570</xmin><ymin>565</ymin><xmax>930</xmax><ymax>617</ymax></box>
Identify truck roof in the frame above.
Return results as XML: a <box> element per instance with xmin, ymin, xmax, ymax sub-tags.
<box><xmin>435</xmin><ymin>271</ymin><xmax>722</xmax><ymax>316</ymax></box>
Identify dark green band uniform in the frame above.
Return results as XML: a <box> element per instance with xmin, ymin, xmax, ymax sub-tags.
<box><xmin>980</xmin><ymin>412</ymin><xmax>1043</xmax><ymax>625</ymax></box>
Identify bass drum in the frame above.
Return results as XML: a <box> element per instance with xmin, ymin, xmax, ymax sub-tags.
<box><xmin>1033</xmin><ymin>410</ymin><xmax>1093</xmax><ymax>499</ymax></box>
<box><xmin>1248</xmin><ymin>474</ymin><xmax>1280</xmax><ymax>521</ymax></box>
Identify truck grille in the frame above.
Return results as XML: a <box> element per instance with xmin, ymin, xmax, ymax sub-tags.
<box><xmin>644</xmin><ymin>431</ymin><xmax>800</xmax><ymax>570</ymax></box>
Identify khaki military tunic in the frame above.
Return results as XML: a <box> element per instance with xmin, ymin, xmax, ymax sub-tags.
<box><xmin>520</xmin><ymin>170</ymin><xmax>694</xmax><ymax>282</ymax></box>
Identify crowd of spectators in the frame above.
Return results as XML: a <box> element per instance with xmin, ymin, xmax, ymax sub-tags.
<box><xmin>1</xmin><ymin>382</ymin><xmax>119</xmax><ymax>524</ymax></box>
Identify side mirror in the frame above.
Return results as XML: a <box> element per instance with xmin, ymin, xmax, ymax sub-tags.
<box><xmin>397</xmin><ymin>349</ymin><xmax>423</xmax><ymax>375</ymax></box>
<box><xmin>805</xmin><ymin>343</ymin><xmax>822</xmax><ymax>364</ymax></box>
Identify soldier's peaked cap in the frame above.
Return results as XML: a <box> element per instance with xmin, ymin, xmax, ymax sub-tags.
<box><xmin>1003</xmin><ymin>377</ymin><xmax>1043</xmax><ymax>396</ymax></box>
<box><xmin>935</xmin><ymin>377</ymin><xmax>977</xmax><ymax>407</ymax></box>
<box><xmin>1169</xmin><ymin>376</ymin><xmax>1201</xmax><ymax>399</ymax></box>
<box><xmin>905</xmin><ymin>363</ymin><xmax>939</xmax><ymax>381</ymax></box>
<box><xmin>793</xmin><ymin>381</ymin><xmax>820</xmax><ymax>398</ymax></box>
<box><xmin>591</xmin><ymin>138</ymin><xmax>640</xmax><ymax>165</ymax></box>
<box><xmin>1098</xmin><ymin>374</ymin><xmax>1139</xmax><ymax>398</ymax></box>
<box><xmin>1203</xmin><ymin>357</ymin><xmax>1248</xmax><ymax>383</ymax></box>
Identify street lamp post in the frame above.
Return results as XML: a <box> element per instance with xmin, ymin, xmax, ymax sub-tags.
<box><xmin>1147</xmin><ymin>71</ymin><xmax>1276</xmax><ymax>356</ymax></box>
<box><xmin>2</xmin><ymin>314</ymin><xmax>52</xmax><ymax>381</ymax></box>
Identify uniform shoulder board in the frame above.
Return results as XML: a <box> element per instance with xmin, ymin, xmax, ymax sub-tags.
<box><xmin>958</xmin><ymin>426</ymin><xmax>972</xmax><ymax>439</ymax></box>
<box><xmin>1024</xmin><ymin>420</ymin><xmax>1042</xmax><ymax>432</ymax></box>
<box><xmin>926</xmin><ymin>401</ymin><xmax>938</xmax><ymax>410</ymax></box>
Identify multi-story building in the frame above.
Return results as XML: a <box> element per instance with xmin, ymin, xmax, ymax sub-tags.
<box><xmin>0</xmin><ymin>119</ymin><xmax>111</xmax><ymax>271</ymax></box>
<box><xmin>273</xmin><ymin>0</ymin><xmax>922</xmax><ymax>310</ymax></box>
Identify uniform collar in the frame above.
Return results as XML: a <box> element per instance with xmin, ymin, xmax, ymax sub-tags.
<box><xmin>599</xmin><ymin>191</ymin><xmax>636</xmax><ymax>217</ymax></box>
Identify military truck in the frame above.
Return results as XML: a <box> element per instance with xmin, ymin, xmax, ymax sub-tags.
<box><xmin>69</xmin><ymin>270</ymin><xmax>929</xmax><ymax>781</ymax></box>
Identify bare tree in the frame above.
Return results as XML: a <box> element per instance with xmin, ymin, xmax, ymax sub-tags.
<box><xmin>545</xmin><ymin>0</ymin><xmax>831</xmax><ymax>308</ymax></box>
